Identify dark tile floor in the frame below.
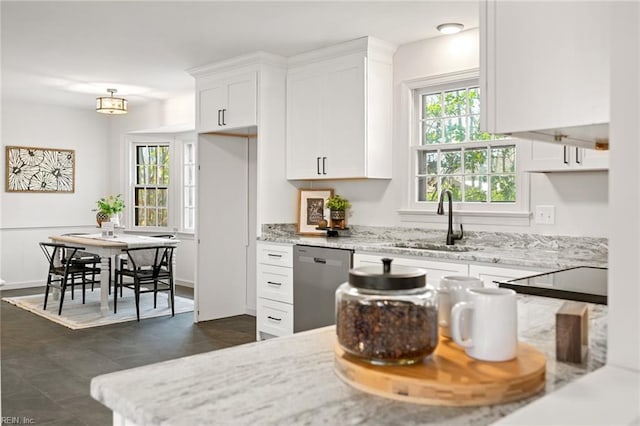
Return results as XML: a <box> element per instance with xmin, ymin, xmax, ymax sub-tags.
<box><xmin>1</xmin><ymin>286</ymin><xmax>256</xmax><ymax>425</ymax></box>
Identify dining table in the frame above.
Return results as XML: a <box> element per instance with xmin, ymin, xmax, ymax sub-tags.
<box><xmin>48</xmin><ymin>233</ymin><xmax>179</xmax><ymax>315</ymax></box>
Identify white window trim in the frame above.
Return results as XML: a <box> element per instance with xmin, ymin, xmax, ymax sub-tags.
<box><xmin>125</xmin><ymin>133</ymin><xmax>196</xmax><ymax>234</ymax></box>
<box><xmin>398</xmin><ymin>69</ymin><xmax>531</xmax><ymax>226</ymax></box>
<box><xmin>180</xmin><ymin>138</ymin><xmax>196</xmax><ymax>233</ymax></box>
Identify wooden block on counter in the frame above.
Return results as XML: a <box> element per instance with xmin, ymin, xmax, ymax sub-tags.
<box><xmin>556</xmin><ymin>301</ymin><xmax>589</xmax><ymax>363</ymax></box>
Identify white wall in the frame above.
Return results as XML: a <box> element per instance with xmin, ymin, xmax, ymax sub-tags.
<box><xmin>327</xmin><ymin>29</ymin><xmax>609</xmax><ymax>238</ymax></box>
<box><xmin>608</xmin><ymin>1</ymin><xmax>639</xmax><ymax>372</ymax></box>
<box><xmin>0</xmin><ymin>101</ymin><xmax>110</xmax><ymax>287</ymax></box>
<box><xmin>108</xmin><ymin>95</ymin><xmax>196</xmax><ymax>287</ymax></box>
<box><xmin>0</xmin><ymin>95</ymin><xmax>197</xmax><ymax>288</ymax></box>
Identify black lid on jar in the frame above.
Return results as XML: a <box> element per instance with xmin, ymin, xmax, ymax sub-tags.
<box><xmin>349</xmin><ymin>258</ymin><xmax>426</xmax><ymax>290</ymax></box>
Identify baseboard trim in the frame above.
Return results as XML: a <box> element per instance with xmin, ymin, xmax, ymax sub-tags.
<box><xmin>1</xmin><ymin>281</ymin><xmax>44</xmax><ymax>291</ymax></box>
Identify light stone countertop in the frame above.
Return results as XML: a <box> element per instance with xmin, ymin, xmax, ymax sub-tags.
<box><xmin>90</xmin><ymin>295</ymin><xmax>607</xmax><ymax>426</ymax></box>
<box><xmin>258</xmin><ymin>224</ymin><xmax>608</xmax><ymax>270</ymax></box>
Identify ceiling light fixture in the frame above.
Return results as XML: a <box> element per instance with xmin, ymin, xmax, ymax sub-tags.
<box><xmin>96</xmin><ymin>88</ymin><xmax>128</xmax><ymax>114</ymax></box>
<box><xmin>437</xmin><ymin>23</ymin><xmax>464</xmax><ymax>35</ymax></box>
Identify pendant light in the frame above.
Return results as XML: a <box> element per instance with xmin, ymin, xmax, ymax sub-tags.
<box><xmin>96</xmin><ymin>88</ymin><xmax>128</xmax><ymax>114</ymax></box>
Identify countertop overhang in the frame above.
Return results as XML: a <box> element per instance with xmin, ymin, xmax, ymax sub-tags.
<box><xmin>91</xmin><ymin>295</ymin><xmax>607</xmax><ymax>426</ymax></box>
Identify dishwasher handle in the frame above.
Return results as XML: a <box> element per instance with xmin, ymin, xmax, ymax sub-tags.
<box><xmin>313</xmin><ymin>257</ymin><xmax>327</xmax><ymax>264</ymax></box>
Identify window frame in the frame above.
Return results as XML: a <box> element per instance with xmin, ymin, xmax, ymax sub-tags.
<box><xmin>401</xmin><ymin>70</ymin><xmax>530</xmax><ymax>224</ymax></box>
<box><xmin>126</xmin><ymin>134</ymin><xmax>196</xmax><ymax>234</ymax></box>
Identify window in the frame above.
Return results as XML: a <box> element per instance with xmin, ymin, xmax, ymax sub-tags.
<box><xmin>128</xmin><ymin>134</ymin><xmax>196</xmax><ymax>233</ymax></box>
<box><xmin>134</xmin><ymin>143</ymin><xmax>170</xmax><ymax>227</ymax></box>
<box><xmin>411</xmin><ymin>77</ymin><xmax>526</xmax><ymax>215</ymax></box>
<box><xmin>183</xmin><ymin>142</ymin><xmax>196</xmax><ymax>230</ymax></box>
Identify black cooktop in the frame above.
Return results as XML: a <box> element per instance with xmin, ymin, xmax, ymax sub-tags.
<box><xmin>496</xmin><ymin>266</ymin><xmax>607</xmax><ymax>305</ymax></box>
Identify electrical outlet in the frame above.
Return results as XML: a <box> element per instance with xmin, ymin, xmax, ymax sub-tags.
<box><xmin>535</xmin><ymin>205</ymin><xmax>555</xmax><ymax>225</ymax></box>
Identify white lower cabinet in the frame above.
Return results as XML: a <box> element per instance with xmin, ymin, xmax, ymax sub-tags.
<box><xmin>353</xmin><ymin>253</ymin><xmax>468</xmax><ymax>288</ymax></box>
<box><xmin>256</xmin><ymin>298</ymin><xmax>294</xmax><ymax>338</ymax></box>
<box><xmin>256</xmin><ymin>242</ymin><xmax>293</xmax><ymax>340</ymax></box>
<box><xmin>468</xmin><ymin>264</ymin><xmax>542</xmax><ymax>288</ymax></box>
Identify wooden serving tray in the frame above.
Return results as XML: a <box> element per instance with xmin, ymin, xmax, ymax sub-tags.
<box><xmin>334</xmin><ymin>337</ymin><xmax>546</xmax><ymax>406</ymax></box>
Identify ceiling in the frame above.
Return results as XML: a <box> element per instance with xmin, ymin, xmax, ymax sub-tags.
<box><xmin>1</xmin><ymin>1</ymin><xmax>479</xmax><ymax>111</ymax></box>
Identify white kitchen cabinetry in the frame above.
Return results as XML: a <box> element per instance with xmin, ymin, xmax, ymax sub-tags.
<box><xmin>353</xmin><ymin>253</ymin><xmax>468</xmax><ymax>288</ymax></box>
<box><xmin>189</xmin><ymin>53</ymin><xmax>296</xmax><ymax>323</ymax></box>
<box><xmin>286</xmin><ymin>36</ymin><xmax>395</xmax><ymax>180</ymax></box>
<box><xmin>256</xmin><ymin>242</ymin><xmax>294</xmax><ymax>340</ymax></box>
<box><xmin>525</xmin><ymin>142</ymin><xmax>609</xmax><ymax>172</ymax></box>
<box><xmin>480</xmin><ymin>1</ymin><xmax>611</xmax><ymax>149</ymax></box>
<box><xmin>468</xmin><ymin>264</ymin><xmax>543</xmax><ymax>288</ymax></box>
<box><xmin>196</xmin><ymin>71</ymin><xmax>257</xmax><ymax>133</ymax></box>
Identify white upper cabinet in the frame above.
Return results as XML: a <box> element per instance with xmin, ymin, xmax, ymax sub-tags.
<box><xmin>286</xmin><ymin>37</ymin><xmax>396</xmax><ymax>180</ymax></box>
<box><xmin>480</xmin><ymin>1</ymin><xmax>611</xmax><ymax>149</ymax></box>
<box><xmin>524</xmin><ymin>141</ymin><xmax>609</xmax><ymax>173</ymax></box>
<box><xmin>194</xmin><ymin>70</ymin><xmax>257</xmax><ymax>133</ymax></box>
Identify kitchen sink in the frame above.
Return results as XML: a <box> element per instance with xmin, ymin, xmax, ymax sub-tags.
<box><xmin>391</xmin><ymin>242</ymin><xmax>478</xmax><ymax>252</ymax></box>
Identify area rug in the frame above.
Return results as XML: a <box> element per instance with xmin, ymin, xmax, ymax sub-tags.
<box><xmin>2</xmin><ymin>288</ymin><xmax>194</xmax><ymax>330</ymax></box>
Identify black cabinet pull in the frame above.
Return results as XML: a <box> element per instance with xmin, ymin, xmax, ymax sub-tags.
<box><xmin>563</xmin><ymin>146</ymin><xmax>569</xmax><ymax>165</ymax></box>
<box><xmin>267</xmin><ymin>315</ymin><xmax>282</xmax><ymax>322</ymax></box>
<box><xmin>217</xmin><ymin>109</ymin><xmax>222</xmax><ymax>126</ymax></box>
<box><xmin>322</xmin><ymin>157</ymin><xmax>327</xmax><ymax>175</ymax></box>
<box><xmin>267</xmin><ymin>253</ymin><xmax>282</xmax><ymax>258</ymax></box>
<box><xmin>575</xmin><ymin>147</ymin><xmax>582</xmax><ymax>164</ymax></box>
<box><xmin>267</xmin><ymin>281</ymin><xmax>282</xmax><ymax>286</ymax></box>
<box><xmin>317</xmin><ymin>157</ymin><xmax>321</xmax><ymax>175</ymax></box>
<box><xmin>221</xmin><ymin>109</ymin><xmax>227</xmax><ymax>126</ymax></box>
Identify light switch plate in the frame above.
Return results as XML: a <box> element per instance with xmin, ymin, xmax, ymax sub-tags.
<box><xmin>535</xmin><ymin>205</ymin><xmax>555</xmax><ymax>225</ymax></box>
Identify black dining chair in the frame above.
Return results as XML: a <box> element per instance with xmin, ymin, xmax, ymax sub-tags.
<box><xmin>40</xmin><ymin>242</ymin><xmax>100</xmax><ymax>314</ymax></box>
<box><xmin>61</xmin><ymin>233</ymin><xmax>104</xmax><ymax>292</ymax></box>
<box><xmin>114</xmin><ymin>245</ymin><xmax>175</xmax><ymax>321</ymax></box>
<box><xmin>114</xmin><ymin>234</ymin><xmax>176</xmax><ymax>297</ymax></box>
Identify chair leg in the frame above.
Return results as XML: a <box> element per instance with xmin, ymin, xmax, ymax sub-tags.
<box><xmin>170</xmin><ymin>277</ymin><xmax>175</xmax><ymax>317</ymax></box>
<box><xmin>153</xmin><ymin>280</ymin><xmax>158</xmax><ymax>309</ymax></box>
<box><xmin>43</xmin><ymin>275</ymin><xmax>52</xmax><ymax>310</ymax></box>
<box><xmin>135</xmin><ymin>281</ymin><xmax>141</xmax><ymax>322</ymax></box>
<box><xmin>58</xmin><ymin>277</ymin><xmax>68</xmax><ymax>315</ymax></box>
<box><xmin>114</xmin><ymin>268</ymin><xmax>121</xmax><ymax>314</ymax></box>
<box><xmin>70</xmin><ymin>275</ymin><xmax>75</xmax><ymax>300</ymax></box>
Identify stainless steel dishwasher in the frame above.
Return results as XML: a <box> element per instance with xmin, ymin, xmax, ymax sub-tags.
<box><xmin>293</xmin><ymin>245</ymin><xmax>353</xmax><ymax>332</ymax></box>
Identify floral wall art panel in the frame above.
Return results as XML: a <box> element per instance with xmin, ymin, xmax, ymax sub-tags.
<box><xmin>5</xmin><ymin>146</ymin><xmax>75</xmax><ymax>193</ymax></box>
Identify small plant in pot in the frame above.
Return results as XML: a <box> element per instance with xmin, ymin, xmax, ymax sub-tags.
<box><xmin>326</xmin><ymin>194</ymin><xmax>351</xmax><ymax>229</ymax></box>
<box><xmin>94</xmin><ymin>194</ymin><xmax>125</xmax><ymax>227</ymax></box>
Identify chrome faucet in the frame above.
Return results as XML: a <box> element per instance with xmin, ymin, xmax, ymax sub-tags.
<box><xmin>437</xmin><ymin>189</ymin><xmax>463</xmax><ymax>245</ymax></box>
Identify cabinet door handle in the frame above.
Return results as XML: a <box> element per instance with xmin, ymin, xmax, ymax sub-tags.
<box><xmin>317</xmin><ymin>157</ymin><xmax>321</xmax><ymax>175</ymax></box>
<box><xmin>267</xmin><ymin>315</ymin><xmax>282</xmax><ymax>322</ymax></box>
<box><xmin>322</xmin><ymin>157</ymin><xmax>327</xmax><ymax>175</ymax></box>
<box><xmin>267</xmin><ymin>253</ymin><xmax>282</xmax><ymax>258</ymax></box>
<box><xmin>266</xmin><ymin>281</ymin><xmax>282</xmax><ymax>286</ymax></box>
<box><xmin>221</xmin><ymin>109</ymin><xmax>227</xmax><ymax>126</ymax></box>
<box><xmin>563</xmin><ymin>146</ymin><xmax>569</xmax><ymax>165</ymax></box>
<box><xmin>575</xmin><ymin>147</ymin><xmax>582</xmax><ymax>164</ymax></box>
<box><xmin>217</xmin><ymin>109</ymin><xmax>222</xmax><ymax>126</ymax></box>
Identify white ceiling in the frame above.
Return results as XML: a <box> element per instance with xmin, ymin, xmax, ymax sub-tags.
<box><xmin>1</xmin><ymin>1</ymin><xmax>479</xmax><ymax>111</ymax></box>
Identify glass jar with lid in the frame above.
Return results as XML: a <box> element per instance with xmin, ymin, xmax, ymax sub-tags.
<box><xmin>335</xmin><ymin>258</ymin><xmax>438</xmax><ymax>365</ymax></box>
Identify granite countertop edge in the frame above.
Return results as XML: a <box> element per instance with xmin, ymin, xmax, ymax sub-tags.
<box><xmin>90</xmin><ymin>295</ymin><xmax>608</xmax><ymax>426</ymax></box>
<box><xmin>257</xmin><ymin>235</ymin><xmax>608</xmax><ymax>270</ymax></box>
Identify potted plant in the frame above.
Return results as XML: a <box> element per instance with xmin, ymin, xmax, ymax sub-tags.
<box><xmin>326</xmin><ymin>194</ymin><xmax>351</xmax><ymax>229</ymax></box>
<box><xmin>94</xmin><ymin>194</ymin><xmax>125</xmax><ymax>227</ymax></box>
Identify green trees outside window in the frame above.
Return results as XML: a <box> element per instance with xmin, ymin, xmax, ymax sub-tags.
<box><xmin>416</xmin><ymin>85</ymin><xmax>516</xmax><ymax>204</ymax></box>
<box><xmin>134</xmin><ymin>144</ymin><xmax>170</xmax><ymax>227</ymax></box>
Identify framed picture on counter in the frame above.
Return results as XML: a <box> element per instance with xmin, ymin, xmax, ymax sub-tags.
<box><xmin>297</xmin><ymin>188</ymin><xmax>333</xmax><ymax>235</ymax></box>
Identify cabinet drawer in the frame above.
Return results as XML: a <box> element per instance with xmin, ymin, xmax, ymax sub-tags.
<box><xmin>257</xmin><ymin>243</ymin><xmax>293</xmax><ymax>267</ymax></box>
<box><xmin>256</xmin><ymin>298</ymin><xmax>293</xmax><ymax>337</ymax></box>
<box><xmin>257</xmin><ymin>264</ymin><xmax>293</xmax><ymax>304</ymax></box>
